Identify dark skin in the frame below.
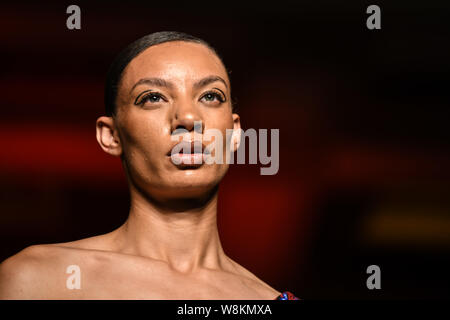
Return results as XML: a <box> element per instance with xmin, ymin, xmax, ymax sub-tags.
<box><xmin>0</xmin><ymin>41</ymin><xmax>281</xmax><ymax>299</ymax></box>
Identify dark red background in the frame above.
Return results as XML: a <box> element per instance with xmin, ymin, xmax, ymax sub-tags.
<box><xmin>0</xmin><ymin>1</ymin><xmax>449</xmax><ymax>298</ymax></box>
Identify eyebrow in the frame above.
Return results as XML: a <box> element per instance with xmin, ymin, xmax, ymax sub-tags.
<box><xmin>130</xmin><ymin>78</ymin><xmax>174</xmax><ymax>93</ymax></box>
<box><xmin>193</xmin><ymin>75</ymin><xmax>228</xmax><ymax>90</ymax></box>
<box><xmin>130</xmin><ymin>75</ymin><xmax>228</xmax><ymax>94</ymax></box>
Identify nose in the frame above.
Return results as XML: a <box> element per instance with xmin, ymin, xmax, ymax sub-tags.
<box><xmin>170</xmin><ymin>98</ymin><xmax>204</xmax><ymax>134</ymax></box>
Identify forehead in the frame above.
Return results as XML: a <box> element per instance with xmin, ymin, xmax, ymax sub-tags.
<box><xmin>121</xmin><ymin>41</ymin><xmax>229</xmax><ymax>89</ymax></box>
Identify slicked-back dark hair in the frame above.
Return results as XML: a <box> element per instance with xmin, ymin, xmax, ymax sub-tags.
<box><xmin>104</xmin><ymin>31</ymin><xmax>227</xmax><ymax>117</ymax></box>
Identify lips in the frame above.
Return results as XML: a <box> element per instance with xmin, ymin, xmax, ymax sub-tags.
<box><xmin>167</xmin><ymin>140</ymin><xmax>206</xmax><ymax>156</ymax></box>
<box><xmin>167</xmin><ymin>139</ymin><xmax>210</xmax><ymax>166</ymax></box>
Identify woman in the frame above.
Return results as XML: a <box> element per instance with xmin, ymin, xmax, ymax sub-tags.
<box><xmin>0</xmin><ymin>31</ymin><xmax>298</xmax><ymax>300</ymax></box>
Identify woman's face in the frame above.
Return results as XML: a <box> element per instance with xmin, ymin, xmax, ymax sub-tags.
<box><xmin>106</xmin><ymin>41</ymin><xmax>240</xmax><ymax>200</ymax></box>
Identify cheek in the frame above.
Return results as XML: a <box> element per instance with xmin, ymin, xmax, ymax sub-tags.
<box><xmin>204</xmin><ymin>108</ymin><xmax>233</xmax><ymax>133</ymax></box>
<box><xmin>120</xmin><ymin>114</ymin><xmax>168</xmax><ymax>166</ymax></box>
<box><xmin>203</xmin><ymin>113</ymin><xmax>234</xmax><ymax>164</ymax></box>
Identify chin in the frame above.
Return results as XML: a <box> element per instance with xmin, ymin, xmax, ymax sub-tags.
<box><xmin>163</xmin><ymin>170</ymin><xmax>224</xmax><ymax>195</ymax></box>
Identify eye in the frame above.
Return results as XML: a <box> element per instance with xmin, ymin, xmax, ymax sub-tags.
<box><xmin>134</xmin><ymin>91</ymin><xmax>166</xmax><ymax>106</ymax></box>
<box><xmin>200</xmin><ymin>90</ymin><xmax>226</xmax><ymax>104</ymax></box>
<box><xmin>144</xmin><ymin>94</ymin><xmax>161</xmax><ymax>103</ymax></box>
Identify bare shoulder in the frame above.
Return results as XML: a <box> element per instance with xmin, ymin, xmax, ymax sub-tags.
<box><xmin>0</xmin><ymin>235</ymin><xmax>113</xmax><ymax>300</ymax></box>
<box><xmin>49</xmin><ymin>232</ymin><xmax>116</xmax><ymax>251</ymax></box>
<box><xmin>0</xmin><ymin>244</ymin><xmax>66</xmax><ymax>299</ymax></box>
<box><xmin>225</xmin><ymin>257</ymin><xmax>281</xmax><ymax>300</ymax></box>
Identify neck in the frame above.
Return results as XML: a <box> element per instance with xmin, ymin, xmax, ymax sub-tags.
<box><xmin>113</xmin><ymin>184</ymin><xmax>228</xmax><ymax>274</ymax></box>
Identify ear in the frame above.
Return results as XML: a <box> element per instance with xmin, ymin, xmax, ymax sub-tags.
<box><xmin>231</xmin><ymin>113</ymin><xmax>241</xmax><ymax>152</ymax></box>
<box><xmin>96</xmin><ymin>116</ymin><xmax>122</xmax><ymax>156</ymax></box>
